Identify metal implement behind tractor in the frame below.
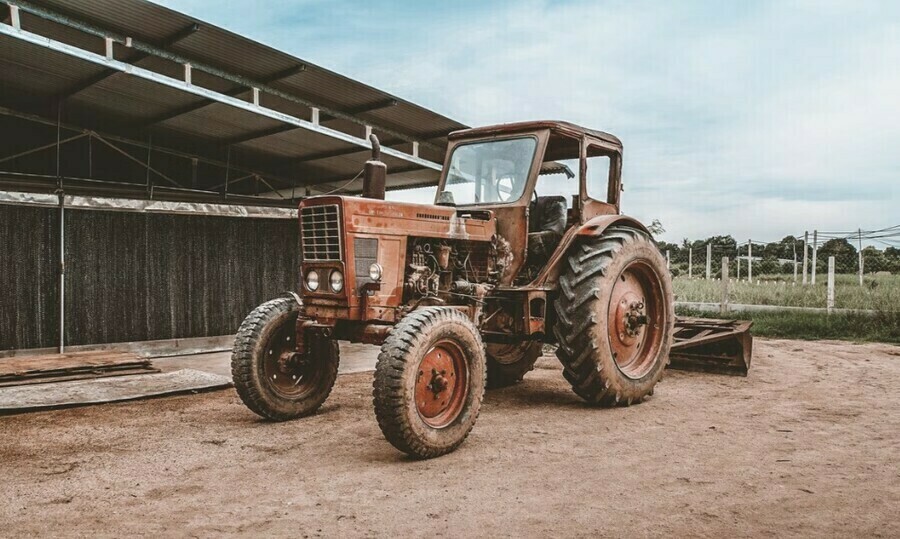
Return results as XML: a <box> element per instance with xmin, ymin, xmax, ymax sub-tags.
<box><xmin>669</xmin><ymin>317</ymin><xmax>753</xmax><ymax>376</ymax></box>
<box><xmin>230</xmin><ymin>121</ymin><xmax>752</xmax><ymax>459</ymax></box>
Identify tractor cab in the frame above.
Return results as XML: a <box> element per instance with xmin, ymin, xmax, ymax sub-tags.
<box><xmin>436</xmin><ymin>121</ymin><xmax>624</xmax><ymax>284</ymax></box>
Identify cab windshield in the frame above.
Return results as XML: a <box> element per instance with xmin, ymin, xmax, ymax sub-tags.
<box><xmin>441</xmin><ymin>137</ymin><xmax>537</xmax><ymax>205</ymax></box>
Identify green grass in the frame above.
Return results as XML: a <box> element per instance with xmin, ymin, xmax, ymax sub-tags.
<box><xmin>677</xmin><ymin>307</ymin><xmax>900</xmax><ymax>344</ymax></box>
<box><xmin>673</xmin><ymin>273</ymin><xmax>900</xmax><ymax>311</ymax></box>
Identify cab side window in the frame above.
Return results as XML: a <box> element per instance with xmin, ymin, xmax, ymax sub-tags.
<box><xmin>585</xmin><ymin>146</ymin><xmax>612</xmax><ymax>203</ymax></box>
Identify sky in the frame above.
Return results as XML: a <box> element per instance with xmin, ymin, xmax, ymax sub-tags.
<box><xmin>151</xmin><ymin>0</ymin><xmax>899</xmax><ymax>245</ymax></box>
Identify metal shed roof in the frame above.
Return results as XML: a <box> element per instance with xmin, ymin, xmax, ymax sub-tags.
<box><xmin>0</xmin><ymin>0</ymin><xmax>466</xmax><ymax>205</ymax></box>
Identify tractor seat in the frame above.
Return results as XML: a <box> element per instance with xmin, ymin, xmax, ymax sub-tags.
<box><xmin>527</xmin><ymin>196</ymin><xmax>567</xmax><ymax>264</ymax></box>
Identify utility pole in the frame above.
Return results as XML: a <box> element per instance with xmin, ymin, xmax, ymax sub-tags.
<box><xmin>858</xmin><ymin>228</ymin><xmax>864</xmax><ymax>286</ymax></box>
<box><xmin>802</xmin><ymin>231</ymin><xmax>809</xmax><ymax>285</ymax></box>
<box><xmin>793</xmin><ymin>241</ymin><xmax>798</xmax><ymax>283</ymax></box>
<box><xmin>811</xmin><ymin>230</ymin><xmax>818</xmax><ymax>285</ymax></box>
<box><xmin>748</xmin><ymin>239</ymin><xmax>753</xmax><ymax>283</ymax></box>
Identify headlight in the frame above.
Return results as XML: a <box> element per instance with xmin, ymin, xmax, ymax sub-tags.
<box><xmin>369</xmin><ymin>263</ymin><xmax>383</xmax><ymax>281</ymax></box>
<box><xmin>330</xmin><ymin>270</ymin><xmax>344</xmax><ymax>292</ymax></box>
<box><xmin>305</xmin><ymin>270</ymin><xmax>319</xmax><ymax>291</ymax></box>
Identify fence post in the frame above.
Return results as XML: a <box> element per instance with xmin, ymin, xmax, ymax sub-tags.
<box><xmin>747</xmin><ymin>239</ymin><xmax>753</xmax><ymax>283</ymax></box>
<box><xmin>858</xmin><ymin>228</ymin><xmax>864</xmax><ymax>286</ymax></box>
<box><xmin>811</xmin><ymin>230</ymin><xmax>818</xmax><ymax>285</ymax></box>
<box><xmin>706</xmin><ymin>243</ymin><xmax>711</xmax><ymax>279</ymax></box>
<box><xmin>688</xmin><ymin>247</ymin><xmax>693</xmax><ymax>278</ymax></box>
<box><xmin>736</xmin><ymin>251</ymin><xmax>741</xmax><ymax>281</ymax></box>
<box><xmin>827</xmin><ymin>256</ymin><xmax>835</xmax><ymax>314</ymax></box>
<box><xmin>666</xmin><ymin>250</ymin><xmax>670</xmax><ymax>270</ymax></box>
<box><xmin>720</xmin><ymin>257</ymin><xmax>729</xmax><ymax>315</ymax></box>
<box><xmin>802</xmin><ymin>231</ymin><xmax>809</xmax><ymax>285</ymax></box>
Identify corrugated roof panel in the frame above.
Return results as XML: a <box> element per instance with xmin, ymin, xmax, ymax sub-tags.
<box><xmin>160</xmin><ymin>101</ymin><xmax>285</xmax><ymax>141</ymax></box>
<box><xmin>236</xmin><ymin>129</ymin><xmax>351</xmax><ymax>159</ymax></box>
<box><xmin>0</xmin><ymin>36</ymin><xmax>109</xmax><ymax>96</ymax></box>
<box><xmin>70</xmin><ymin>72</ymin><xmax>206</xmax><ymax>122</ymax></box>
<box><xmin>278</xmin><ymin>68</ymin><xmax>375</xmax><ymax>110</ymax></box>
<box><xmin>19</xmin><ymin>11</ymin><xmax>106</xmax><ymax>55</ymax></box>
<box><xmin>37</xmin><ymin>0</ymin><xmax>190</xmax><ymax>43</ymax></box>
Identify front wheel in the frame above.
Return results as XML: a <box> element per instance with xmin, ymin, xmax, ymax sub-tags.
<box><xmin>232</xmin><ymin>297</ymin><xmax>339</xmax><ymax>421</ymax></box>
<box><xmin>554</xmin><ymin>227</ymin><xmax>674</xmax><ymax>406</ymax></box>
<box><xmin>373</xmin><ymin>307</ymin><xmax>486</xmax><ymax>458</ymax></box>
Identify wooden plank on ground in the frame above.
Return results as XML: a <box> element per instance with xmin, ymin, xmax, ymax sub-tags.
<box><xmin>0</xmin><ymin>351</ymin><xmax>147</xmax><ymax>377</ymax></box>
<box><xmin>0</xmin><ymin>369</ymin><xmax>232</xmax><ymax>413</ymax></box>
<box><xmin>0</xmin><ymin>350</ymin><xmax>158</xmax><ymax>387</ymax></box>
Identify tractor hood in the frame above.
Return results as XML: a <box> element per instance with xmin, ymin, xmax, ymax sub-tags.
<box><xmin>299</xmin><ymin>196</ymin><xmax>497</xmax><ymax>243</ymax></box>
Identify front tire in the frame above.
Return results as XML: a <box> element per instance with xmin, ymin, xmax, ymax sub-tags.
<box><xmin>554</xmin><ymin>227</ymin><xmax>674</xmax><ymax>406</ymax></box>
<box><xmin>232</xmin><ymin>297</ymin><xmax>339</xmax><ymax>421</ymax></box>
<box><xmin>373</xmin><ymin>307</ymin><xmax>486</xmax><ymax>458</ymax></box>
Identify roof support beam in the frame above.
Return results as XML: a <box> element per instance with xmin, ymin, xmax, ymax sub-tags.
<box><xmin>221</xmin><ymin>124</ymin><xmax>299</xmax><ymax>146</ymax></box>
<box><xmin>0</xmin><ymin>105</ymin><xmax>295</xmax><ymax>189</ymax></box>
<box><xmin>284</xmin><ymin>145</ymin><xmax>368</xmax><ymax>165</ymax></box>
<box><xmin>55</xmin><ymin>23</ymin><xmax>200</xmax><ymax>100</ymax></box>
<box><xmin>0</xmin><ymin>22</ymin><xmax>441</xmax><ymax>172</ymax></box>
<box><xmin>140</xmin><ymin>64</ymin><xmax>306</xmax><ymax>127</ymax></box>
<box><xmin>263</xmin><ymin>164</ymin><xmax>429</xmax><ymax>199</ymax></box>
<box><xmin>319</xmin><ymin>98</ymin><xmax>397</xmax><ymax>123</ymax></box>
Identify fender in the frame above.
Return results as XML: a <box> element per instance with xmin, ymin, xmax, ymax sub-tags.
<box><xmin>528</xmin><ymin>214</ymin><xmax>651</xmax><ymax>288</ymax></box>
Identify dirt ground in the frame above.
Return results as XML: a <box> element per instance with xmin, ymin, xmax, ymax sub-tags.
<box><xmin>1</xmin><ymin>338</ymin><xmax>898</xmax><ymax>538</ymax></box>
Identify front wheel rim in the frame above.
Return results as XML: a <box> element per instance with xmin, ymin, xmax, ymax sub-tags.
<box><xmin>260</xmin><ymin>313</ymin><xmax>322</xmax><ymax>399</ymax></box>
<box><xmin>414</xmin><ymin>340</ymin><xmax>469</xmax><ymax>428</ymax></box>
<box><xmin>607</xmin><ymin>260</ymin><xmax>665</xmax><ymax>380</ymax></box>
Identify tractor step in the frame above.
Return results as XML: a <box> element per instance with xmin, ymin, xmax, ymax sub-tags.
<box><xmin>668</xmin><ymin>317</ymin><xmax>753</xmax><ymax>376</ymax></box>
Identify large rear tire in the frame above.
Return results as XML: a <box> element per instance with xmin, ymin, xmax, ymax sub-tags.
<box><xmin>554</xmin><ymin>227</ymin><xmax>673</xmax><ymax>406</ymax></box>
<box><xmin>232</xmin><ymin>297</ymin><xmax>339</xmax><ymax>421</ymax></box>
<box><xmin>373</xmin><ymin>307</ymin><xmax>486</xmax><ymax>458</ymax></box>
<box><xmin>485</xmin><ymin>342</ymin><xmax>542</xmax><ymax>388</ymax></box>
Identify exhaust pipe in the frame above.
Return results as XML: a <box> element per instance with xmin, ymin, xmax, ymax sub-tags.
<box><xmin>362</xmin><ymin>134</ymin><xmax>387</xmax><ymax>200</ymax></box>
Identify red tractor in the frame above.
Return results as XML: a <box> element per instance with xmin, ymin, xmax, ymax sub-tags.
<box><xmin>232</xmin><ymin>121</ymin><xmax>674</xmax><ymax>458</ymax></box>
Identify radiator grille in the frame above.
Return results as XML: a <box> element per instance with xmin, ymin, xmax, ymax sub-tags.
<box><xmin>300</xmin><ymin>204</ymin><xmax>341</xmax><ymax>261</ymax></box>
<box><xmin>354</xmin><ymin>237</ymin><xmax>378</xmax><ymax>287</ymax></box>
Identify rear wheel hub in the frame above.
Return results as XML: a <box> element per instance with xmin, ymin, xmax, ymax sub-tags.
<box><xmin>608</xmin><ymin>262</ymin><xmax>664</xmax><ymax>380</ymax></box>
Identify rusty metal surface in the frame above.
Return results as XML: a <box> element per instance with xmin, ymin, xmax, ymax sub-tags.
<box><xmin>448</xmin><ymin>120</ymin><xmax>622</xmax><ymax>148</ymax></box>
<box><xmin>298</xmin><ymin>195</ymin><xmax>497</xmax><ymax>324</ymax></box>
<box><xmin>669</xmin><ymin>317</ymin><xmax>753</xmax><ymax>376</ymax></box>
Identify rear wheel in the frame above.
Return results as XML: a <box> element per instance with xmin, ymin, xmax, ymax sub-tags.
<box><xmin>485</xmin><ymin>342</ymin><xmax>542</xmax><ymax>388</ymax></box>
<box><xmin>554</xmin><ymin>227</ymin><xmax>673</xmax><ymax>406</ymax></box>
<box><xmin>232</xmin><ymin>297</ymin><xmax>339</xmax><ymax>421</ymax></box>
<box><xmin>373</xmin><ymin>307</ymin><xmax>486</xmax><ymax>458</ymax></box>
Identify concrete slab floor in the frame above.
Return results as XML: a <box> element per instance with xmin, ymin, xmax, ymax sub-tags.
<box><xmin>151</xmin><ymin>342</ymin><xmax>380</xmax><ymax>378</ymax></box>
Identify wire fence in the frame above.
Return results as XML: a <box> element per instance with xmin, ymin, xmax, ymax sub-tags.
<box><xmin>659</xmin><ymin>226</ymin><xmax>900</xmax><ymax>313</ymax></box>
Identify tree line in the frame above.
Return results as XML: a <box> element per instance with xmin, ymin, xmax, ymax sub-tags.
<box><xmin>655</xmin><ymin>234</ymin><xmax>900</xmax><ymax>276</ymax></box>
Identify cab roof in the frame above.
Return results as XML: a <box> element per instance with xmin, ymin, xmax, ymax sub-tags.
<box><xmin>448</xmin><ymin>120</ymin><xmax>622</xmax><ymax>149</ymax></box>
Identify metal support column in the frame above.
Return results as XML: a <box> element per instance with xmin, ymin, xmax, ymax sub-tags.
<box><xmin>57</xmin><ymin>189</ymin><xmax>65</xmax><ymax>353</ymax></box>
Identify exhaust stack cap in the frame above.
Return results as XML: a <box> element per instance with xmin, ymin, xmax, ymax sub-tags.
<box><xmin>362</xmin><ymin>134</ymin><xmax>387</xmax><ymax>200</ymax></box>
